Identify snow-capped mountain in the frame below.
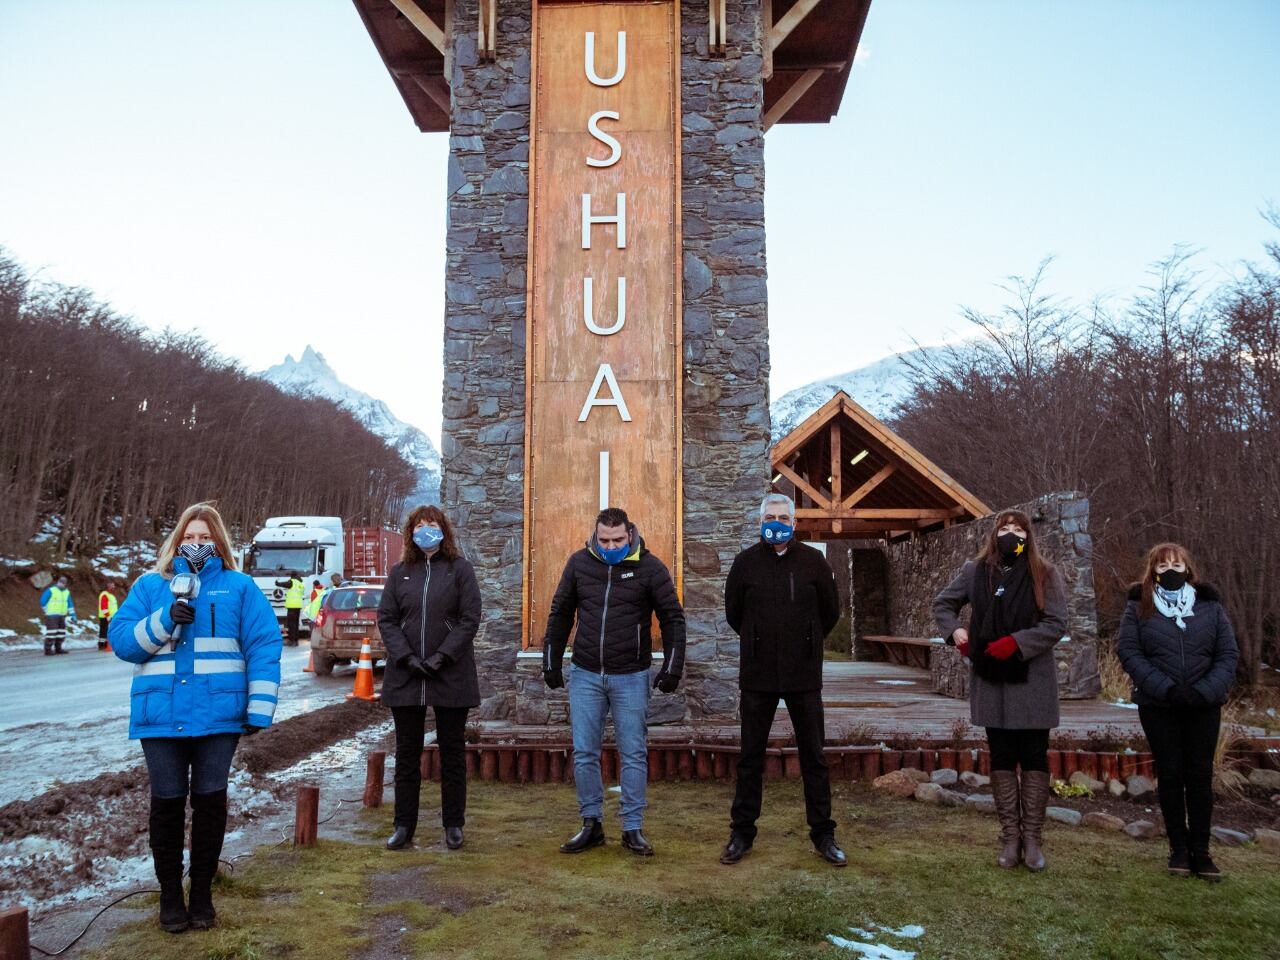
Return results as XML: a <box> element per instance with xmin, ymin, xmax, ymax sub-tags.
<box><xmin>770</xmin><ymin>345</ymin><xmax>941</xmax><ymax>444</ymax></box>
<box><xmin>260</xmin><ymin>346</ymin><xmax>441</xmax><ymax>509</ymax></box>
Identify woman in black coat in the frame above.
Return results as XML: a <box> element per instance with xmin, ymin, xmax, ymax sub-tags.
<box><xmin>1116</xmin><ymin>542</ymin><xmax>1237</xmax><ymax>881</ymax></box>
<box><xmin>377</xmin><ymin>505</ymin><xmax>482</xmax><ymax>851</ymax></box>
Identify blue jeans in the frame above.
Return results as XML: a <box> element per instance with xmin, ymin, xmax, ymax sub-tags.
<box><xmin>141</xmin><ymin>734</ymin><xmax>240</xmax><ymax>798</ymax></box>
<box><xmin>569</xmin><ymin>666</ymin><xmax>649</xmax><ymax>830</ymax></box>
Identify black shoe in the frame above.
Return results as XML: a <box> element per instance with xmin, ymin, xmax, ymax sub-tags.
<box><xmin>560</xmin><ymin>818</ymin><xmax>605</xmax><ymax>854</ymax></box>
<box><xmin>621</xmin><ymin>830</ymin><xmax>654</xmax><ymax>857</ymax></box>
<box><xmin>1190</xmin><ymin>850</ymin><xmax>1223</xmax><ymax>882</ymax></box>
<box><xmin>445</xmin><ymin>827</ymin><xmax>464</xmax><ymax>850</ymax></box>
<box><xmin>815</xmin><ymin>837</ymin><xmax>847</xmax><ymax>868</ymax></box>
<box><xmin>1167</xmin><ymin>846</ymin><xmax>1191</xmax><ymax>877</ymax></box>
<box><xmin>719</xmin><ymin>834</ymin><xmax>752</xmax><ymax>865</ymax></box>
<box><xmin>386</xmin><ymin>825</ymin><xmax>414</xmax><ymax>850</ymax></box>
<box><xmin>187</xmin><ymin>790</ymin><xmax>227</xmax><ymax>930</ymax></box>
<box><xmin>149</xmin><ymin>795</ymin><xmax>189</xmax><ymax>933</ymax></box>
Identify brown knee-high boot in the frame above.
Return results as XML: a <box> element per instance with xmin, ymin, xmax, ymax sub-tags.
<box><xmin>1020</xmin><ymin>770</ymin><xmax>1051</xmax><ymax>872</ymax></box>
<box><xmin>990</xmin><ymin>770</ymin><xmax>1022</xmax><ymax>868</ymax></box>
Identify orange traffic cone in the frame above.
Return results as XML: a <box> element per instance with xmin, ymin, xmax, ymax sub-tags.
<box><xmin>302</xmin><ymin>649</ymin><xmax>315</xmax><ymax>673</ymax></box>
<box><xmin>345</xmin><ymin>640</ymin><xmax>379</xmax><ymax>702</ymax></box>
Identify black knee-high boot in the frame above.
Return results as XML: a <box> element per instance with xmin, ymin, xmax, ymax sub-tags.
<box><xmin>149</xmin><ymin>795</ymin><xmax>189</xmax><ymax>933</ymax></box>
<box><xmin>188</xmin><ymin>789</ymin><xmax>228</xmax><ymax>930</ymax></box>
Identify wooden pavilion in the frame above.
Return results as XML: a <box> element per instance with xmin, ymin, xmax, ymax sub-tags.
<box><xmin>771</xmin><ymin>391</ymin><xmax>990</xmax><ymax>541</ymax></box>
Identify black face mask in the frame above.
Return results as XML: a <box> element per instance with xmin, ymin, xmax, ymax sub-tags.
<box><xmin>997</xmin><ymin>532</ymin><xmax>1026</xmax><ymax>562</ymax></box>
<box><xmin>1156</xmin><ymin>569</ymin><xmax>1188</xmax><ymax>592</ymax></box>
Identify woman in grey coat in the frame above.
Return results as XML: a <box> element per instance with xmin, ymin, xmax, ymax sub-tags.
<box><xmin>933</xmin><ymin>509</ymin><xmax>1067</xmax><ymax>871</ymax></box>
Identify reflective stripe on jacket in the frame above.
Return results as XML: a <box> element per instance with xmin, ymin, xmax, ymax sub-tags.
<box><xmin>109</xmin><ymin>556</ymin><xmax>283</xmax><ymax>738</ymax></box>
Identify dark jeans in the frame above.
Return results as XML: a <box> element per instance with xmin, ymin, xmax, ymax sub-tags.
<box><xmin>284</xmin><ymin>607</ymin><xmax>300</xmax><ymax>645</ymax></box>
<box><xmin>391</xmin><ymin>705</ymin><xmax>469</xmax><ymax>830</ymax></box>
<box><xmin>1139</xmin><ymin>704</ymin><xmax>1221</xmax><ymax>851</ymax></box>
<box><xmin>985</xmin><ymin>728</ymin><xmax>1050</xmax><ymax>773</ymax></box>
<box><xmin>730</xmin><ymin>688</ymin><xmax>835</xmax><ymax>845</ymax></box>
<box><xmin>141</xmin><ymin>734</ymin><xmax>241</xmax><ymax>798</ymax></box>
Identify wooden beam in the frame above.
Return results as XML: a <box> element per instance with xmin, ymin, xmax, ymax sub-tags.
<box><xmin>762</xmin><ymin>0</ymin><xmax>773</xmax><ymax>78</ymax></box>
<box><xmin>771</xmin><ymin>392</ymin><xmax>844</xmax><ymax>463</ymax></box>
<box><xmin>769</xmin><ymin>0</ymin><xmax>822</xmax><ymax>51</ymax></box>
<box><xmin>795</xmin><ymin>507</ymin><xmax>963</xmax><ymax>521</ymax></box>
<box><xmin>444</xmin><ymin>0</ymin><xmax>454</xmax><ymax>82</ymax></box>
<box><xmin>842</xmin><ymin>462</ymin><xmax>896</xmax><ymax>509</ymax></box>
<box><xmin>763</xmin><ymin>68</ymin><xmax>823</xmax><ymax>131</ymax></box>
<box><xmin>775</xmin><ymin>460</ymin><xmax>831</xmax><ymax>510</ymax></box>
<box><xmin>387</xmin><ymin>0</ymin><xmax>446</xmax><ymax>54</ymax></box>
<box><xmin>829</xmin><ymin>420</ymin><xmax>842</xmax><ymax>506</ymax></box>
<box><xmin>412</xmin><ymin>75</ymin><xmax>451</xmax><ymax>114</ymax></box>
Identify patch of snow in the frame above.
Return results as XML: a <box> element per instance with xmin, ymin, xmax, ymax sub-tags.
<box><xmin>875</xmin><ymin>680</ymin><xmax>916</xmax><ymax>686</ymax></box>
<box><xmin>828</xmin><ymin>935</ymin><xmax>916</xmax><ymax>960</ymax></box>
<box><xmin>607</xmin><ymin>785</ymin><xmax>622</xmax><ymax>794</ymax></box>
<box><xmin>878</xmin><ymin>924</ymin><xmax>924</xmax><ymax>939</ymax></box>
<box><xmin>270</xmin><ymin>719</ymin><xmax>396</xmax><ymax>784</ymax></box>
<box><xmin>1110</xmin><ymin>701</ymin><xmax>1139</xmax><ymax>710</ymax></box>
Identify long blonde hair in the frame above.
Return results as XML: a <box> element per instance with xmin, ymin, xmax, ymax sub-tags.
<box><xmin>155</xmin><ymin>502</ymin><xmax>238</xmax><ymax>576</ymax></box>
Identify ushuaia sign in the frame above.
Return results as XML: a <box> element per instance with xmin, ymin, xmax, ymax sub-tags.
<box><xmin>523</xmin><ymin>1</ymin><xmax>682</xmax><ymax>645</ymax></box>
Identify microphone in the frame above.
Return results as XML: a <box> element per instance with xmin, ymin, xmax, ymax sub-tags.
<box><xmin>169</xmin><ymin>572</ymin><xmax>201</xmax><ymax>645</ymax></box>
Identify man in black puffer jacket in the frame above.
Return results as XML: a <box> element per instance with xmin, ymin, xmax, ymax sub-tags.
<box><xmin>720</xmin><ymin>493</ymin><xmax>844</xmax><ymax>868</ymax></box>
<box><xmin>542</xmin><ymin>507</ymin><xmax>686</xmax><ymax>857</ymax></box>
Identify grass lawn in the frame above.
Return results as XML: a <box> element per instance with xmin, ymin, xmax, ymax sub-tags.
<box><xmin>87</xmin><ymin>781</ymin><xmax>1280</xmax><ymax>960</ymax></box>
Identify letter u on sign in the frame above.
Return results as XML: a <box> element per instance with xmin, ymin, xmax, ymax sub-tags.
<box><xmin>585</xmin><ymin>32</ymin><xmax>626</xmax><ymax>86</ymax></box>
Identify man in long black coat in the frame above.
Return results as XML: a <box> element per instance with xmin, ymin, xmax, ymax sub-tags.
<box><xmin>720</xmin><ymin>493</ymin><xmax>845</xmax><ymax>866</ymax></box>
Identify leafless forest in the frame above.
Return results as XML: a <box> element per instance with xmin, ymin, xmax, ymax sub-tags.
<box><xmin>895</xmin><ymin>219</ymin><xmax>1280</xmax><ymax>684</ymax></box>
<box><xmin>0</xmin><ymin>250</ymin><xmax>416</xmax><ymax>554</ymax></box>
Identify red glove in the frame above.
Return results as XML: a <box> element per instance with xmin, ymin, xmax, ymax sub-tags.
<box><xmin>986</xmin><ymin>635</ymin><xmax>1019</xmax><ymax>660</ymax></box>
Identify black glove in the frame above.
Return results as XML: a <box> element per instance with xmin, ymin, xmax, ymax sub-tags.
<box><xmin>544</xmin><ymin>668</ymin><xmax>564</xmax><ymax>690</ymax></box>
<box><xmin>241</xmin><ymin>724</ymin><xmax>261</xmax><ymax>736</ymax></box>
<box><xmin>402</xmin><ymin>654</ymin><xmax>431</xmax><ymax>680</ymax></box>
<box><xmin>169</xmin><ymin>601</ymin><xmax>195</xmax><ymax>625</ymax></box>
<box><xmin>653</xmin><ymin>670</ymin><xmax>680</xmax><ymax>694</ymax></box>
<box><xmin>424</xmin><ymin>652</ymin><xmax>448</xmax><ymax>677</ymax></box>
<box><xmin>1168</xmin><ymin>684</ymin><xmax>1196</xmax><ymax>707</ymax></box>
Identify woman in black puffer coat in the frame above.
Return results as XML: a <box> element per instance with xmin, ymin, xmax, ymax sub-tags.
<box><xmin>1115</xmin><ymin>542</ymin><xmax>1237</xmax><ymax>882</ymax></box>
<box><xmin>377</xmin><ymin>505</ymin><xmax>481</xmax><ymax>852</ymax></box>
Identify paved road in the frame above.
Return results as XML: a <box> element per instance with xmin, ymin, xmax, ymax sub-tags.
<box><xmin>0</xmin><ymin>644</ymin><xmax>355</xmax><ymax>806</ymax></box>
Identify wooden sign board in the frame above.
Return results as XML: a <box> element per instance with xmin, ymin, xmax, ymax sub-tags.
<box><xmin>523</xmin><ymin>0</ymin><xmax>683</xmax><ymax>647</ymax></box>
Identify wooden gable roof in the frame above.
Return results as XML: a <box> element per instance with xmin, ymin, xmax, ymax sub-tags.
<box><xmin>770</xmin><ymin>391</ymin><xmax>990</xmax><ymax>540</ymax></box>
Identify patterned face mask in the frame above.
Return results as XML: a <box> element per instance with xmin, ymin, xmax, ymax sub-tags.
<box><xmin>178</xmin><ymin>542</ymin><xmax>217</xmax><ymax>571</ymax></box>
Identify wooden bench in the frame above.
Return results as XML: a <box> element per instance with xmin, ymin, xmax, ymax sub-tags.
<box><xmin>861</xmin><ymin>635</ymin><xmax>940</xmax><ymax>670</ymax></box>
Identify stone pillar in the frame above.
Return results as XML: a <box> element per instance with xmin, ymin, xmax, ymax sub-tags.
<box><xmin>441</xmin><ymin>0</ymin><xmax>532</xmax><ymax>721</ymax></box>
<box><xmin>678</xmin><ymin>0</ymin><xmax>771</xmax><ymax>720</ymax></box>
<box><xmin>441</xmin><ymin>1</ymin><xmax>771</xmax><ymax>723</ymax></box>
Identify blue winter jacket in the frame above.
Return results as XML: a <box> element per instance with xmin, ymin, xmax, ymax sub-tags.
<box><xmin>109</xmin><ymin>556</ymin><xmax>282</xmax><ymax>739</ymax></box>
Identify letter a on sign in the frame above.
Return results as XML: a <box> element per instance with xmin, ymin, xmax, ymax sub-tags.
<box><xmin>578</xmin><ymin>363</ymin><xmax>633</xmax><ymax>422</ymax></box>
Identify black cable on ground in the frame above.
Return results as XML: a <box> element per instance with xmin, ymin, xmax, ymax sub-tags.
<box><xmin>29</xmin><ymin>888</ymin><xmax>159</xmax><ymax>957</ymax></box>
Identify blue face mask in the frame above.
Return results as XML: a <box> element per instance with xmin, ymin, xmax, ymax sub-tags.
<box><xmin>761</xmin><ymin>521</ymin><xmax>794</xmax><ymax>545</ymax></box>
<box><xmin>598</xmin><ymin>542</ymin><xmax>630</xmax><ymax>566</ymax></box>
<box><xmin>413</xmin><ymin>526</ymin><xmax>444</xmax><ymax>550</ymax></box>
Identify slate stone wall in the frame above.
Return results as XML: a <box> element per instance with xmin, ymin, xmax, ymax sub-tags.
<box><xmin>677</xmin><ymin>0</ymin><xmax>771</xmax><ymax>720</ymax></box>
<box><xmin>883</xmin><ymin>492</ymin><xmax>1102</xmax><ymax>701</ymax></box>
<box><xmin>440</xmin><ymin>0</ymin><xmax>771</xmax><ymax>722</ymax></box>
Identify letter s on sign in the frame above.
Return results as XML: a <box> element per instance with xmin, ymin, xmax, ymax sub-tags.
<box><xmin>586</xmin><ymin>111</ymin><xmax>621</xmax><ymax>168</ymax></box>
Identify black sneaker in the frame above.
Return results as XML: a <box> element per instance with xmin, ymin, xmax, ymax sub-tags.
<box><xmin>1167</xmin><ymin>847</ymin><xmax>1191</xmax><ymax>877</ymax></box>
<box><xmin>1190</xmin><ymin>850</ymin><xmax>1222</xmax><ymax>882</ymax></box>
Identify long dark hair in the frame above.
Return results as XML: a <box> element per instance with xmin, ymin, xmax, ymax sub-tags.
<box><xmin>1138</xmin><ymin>542</ymin><xmax>1197</xmax><ymax>620</ymax></box>
<box><xmin>974</xmin><ymin>509</ymin><xmax>1053</xmax><ymax>610</ymax></box>
<box><xmin>401</xmin><ymin>505</ymin><xmax>462</xmax><ymax>564</ymax></box>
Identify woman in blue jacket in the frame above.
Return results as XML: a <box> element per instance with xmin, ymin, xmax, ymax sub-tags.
<box><xmin>1115</xmin><ymin>542</ymin><xmax>1238</xmax><ymax>882</ymax></box>
<box><xmin>110</xmin><ymin>502</ymin><xmax>282</xmax><ymax>933</ymax></box>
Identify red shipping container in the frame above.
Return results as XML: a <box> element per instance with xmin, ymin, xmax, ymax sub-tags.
<box><xmin>344</xmin><ymin>527</ymin><xmax>401</xmax><ymax>579</ymax></box>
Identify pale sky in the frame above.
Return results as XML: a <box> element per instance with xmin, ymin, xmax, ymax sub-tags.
<box><xmin>2</xmin><ymin>0</ymin><xmax>1276</xmax><ymax>444</ymax></box>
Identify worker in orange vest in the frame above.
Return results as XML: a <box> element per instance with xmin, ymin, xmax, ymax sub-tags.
<box><xmin>98</xmin><ymin>580</ymin><xmax>120</xmax><ymax>651</ymax></box>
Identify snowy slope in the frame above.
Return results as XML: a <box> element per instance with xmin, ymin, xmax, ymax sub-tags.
<box><xmin>260</xmin><ymin>347</ymin><xmax>441</xmax><ymax>508</ymax></box>
<box><xmin>770</xmin><ymin>346</ymin><xmax>940</xmax><ymax>444</ymax></box>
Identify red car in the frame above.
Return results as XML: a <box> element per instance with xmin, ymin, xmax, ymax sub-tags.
<box><xmin>309</xmin><ymin>582</ymin><xmax>385</xmax><ymax>675</ymax></box>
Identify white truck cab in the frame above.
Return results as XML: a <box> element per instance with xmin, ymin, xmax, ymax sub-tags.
<box><xmin>244</xmin><ymin>516</ymin><xmax>344</xmax><ymax>627</ymax></box>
